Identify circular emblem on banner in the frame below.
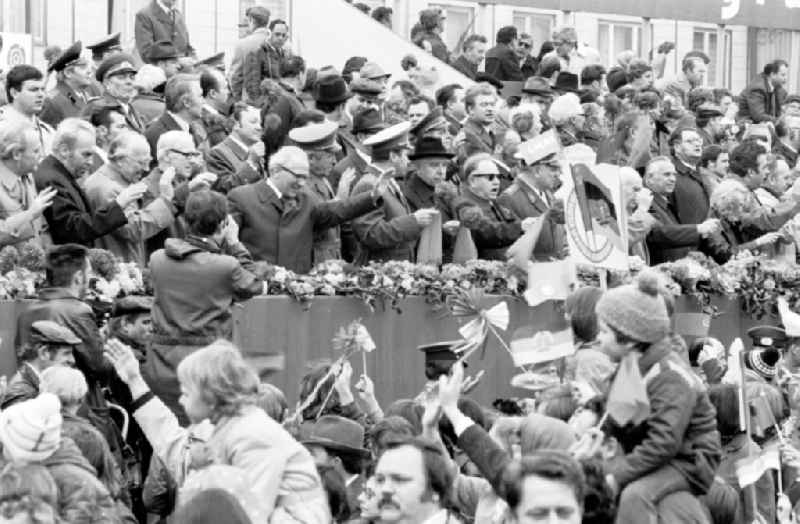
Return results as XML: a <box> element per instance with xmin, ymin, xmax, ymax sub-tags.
<box><xmin>7</xmin><ymin>44</ymin><xmax>26</xmax><ymax>67</ymax></box>
<box><xmin>565</xmin><ymin>189</ymin><xmax>614</xmax><ymax>263</ymax></box>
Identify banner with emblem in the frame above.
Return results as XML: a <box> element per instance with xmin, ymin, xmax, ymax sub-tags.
<box><xmin>555</xmin><ymin>147</ymin><xmax>629</xmax><ymax>271</ymax></box>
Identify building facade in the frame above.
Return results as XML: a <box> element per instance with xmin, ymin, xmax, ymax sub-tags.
<box><xmin>3</xmin><ymin>0</ymin><xmax>800</xmax><ymax>93</ymax></box>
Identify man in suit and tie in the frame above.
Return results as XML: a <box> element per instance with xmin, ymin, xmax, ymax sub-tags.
<box><xmin>0</xmin><ymin>119</ymin><xmax>56</xmax><ymax>250</ymax></box>
<box><xmin>497</xmin><ymin>130</ymin><xmax>567</xmax><ymax>260</ymax></box>
<box><xmin>351</xmin><ymin>122</ymin><xmax>440</xmax><ymax>264</ymax></box>
<box><xmin>40</xmin><ymin>42</ymin><xmax>93</xmax><ymax>128</ymax></box>
<box><xmin>144</xmin><ymin>74</ymin><xmax>206</xmax><ymax>164</ymax></box>
<box><xmin>644</xmin><ymin>156</ymin><xmax>721</xmax><ymax>264</ymax></box>
<box><xmin>135</xmin><ymin>0</ymin><xmax>195</xmax><ymax>66</ymax></box>
<box><xmin>227</xmin><ymin>145</ymin><xmax>387</xmax><ymax>273</ymax></box>
<box><xmin>206</xmin><ymin>103</ymin><xmax>264</xmax><ymax>193</ymax></box>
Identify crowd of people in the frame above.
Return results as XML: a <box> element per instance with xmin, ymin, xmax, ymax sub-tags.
<box><xmin>0</xmin><ymin>0</ymin><xmax>799</xmax><ymax>522</ymax></box>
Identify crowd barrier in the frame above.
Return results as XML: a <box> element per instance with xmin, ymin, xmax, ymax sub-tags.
<box><xmin>0</xmin><ymin>295</ymin><xmax>775</xmax><ymax>406</ymax></box>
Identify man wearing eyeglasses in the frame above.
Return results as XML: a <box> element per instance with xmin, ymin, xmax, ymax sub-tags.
<box><xmin>454</xmin><ymin>152</ymin><xmax>534</xmax><ymax>261</ymax></box>
<box><xmin>82</xmin><ymin>131</ymin><xmax>176</xmax><ymax>265</ymax></box>
<box><xmin>498</xmin><ymin>131</ymin><xmax>567</xmax><ymax>261</ymax></box>
<box><xmin>228</xmin><ymin>145</ymin><xmax>387</xmax><ymax>273</ymax></box>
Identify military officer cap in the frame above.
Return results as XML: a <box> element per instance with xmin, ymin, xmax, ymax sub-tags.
<box><xmin>363</xmin><ymin>121</ymin><xmax>411</xmax><ymax>156</ymax></box>
<box><xmin>112</xmin><ymin>295</ymin><xmax>153</xmax><ymax>318</ymax></box>
<box><xmin>747</xmin><ymin>325</ymin><xmax>788</xmax><ymax>350</ymax></box>
<box><xmin>352</xmin><ymin>108</ymin><xmax>386</xmax><ymax>136</ymax></box>
<box><xmin>419</xmin><ymin>340</ymin><xmax>465</xmax><ymax>380</ymax></box>
<box><xmin>349</xmin><ymin>78</ymin><xmax>383</xmax><ymax>98</ymax></box>
<box><xmin>30</xmin><ymin>321</ymin><xmax>81</xmax><ymax>346</ymax></box>
<box><xmin>695</xmin><ymin>103</ymin><xmax>724</xmax><ymax>119</ymax></box>
<box><xmin>196</xmin><ymin>52</ymin><xmax>225</xmax><ymax>71</ymax></box>
<box><xmin>288</xmin><ymin>121</ymin><xmax>342</xmax><ymax>153</ymax></box>
<box><xmin>96</xmin><ymin>53</ymin><xmax>138</xmax><ymax>82</ymax></box>
<box><xmin>86</xmin><ymin>32</ymin><xmax>122</xmax><ymax>61</ymax></box>
<box><xmin>49</xmin><ymin>41</ymin><xmax>88</xmax><ymax>73</ymax></box>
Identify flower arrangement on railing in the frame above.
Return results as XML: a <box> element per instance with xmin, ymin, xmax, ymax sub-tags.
<box><xmin>0</xmin><ymin>242</ymin><xmax>795</xmax><ymax>320</ymax></box>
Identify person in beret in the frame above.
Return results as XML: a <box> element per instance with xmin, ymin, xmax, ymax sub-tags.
<box><xmin>3</xmin><ymin>320</ymin><xmax>79</xmax><ymax>409</ymax></box>
<box><xmin>85</xmin><ymin>53</ymin><xmax>146</xmax><ymax>133</ymax></box>
<box><xmin>40</xmin><ymin>41</ymin><xmax>94</xmax><ymax>128</ymax></box>
<box><xmin>350</xmin><ymin>122</ymin><xmax>440</xmax><ymax>264</ymax></box>
<box><xmin>135</xmin><ymin>0</ymin><xmax>195</xmax><ymax>68</ymax></box>
<box><xmin>148</xmin><ymin>40</ymin><xmax>181</xmax><ymax>79</ymax></box>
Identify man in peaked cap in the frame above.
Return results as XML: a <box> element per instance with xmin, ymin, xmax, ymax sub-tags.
<box><xmin>289</xmin><ymin>120</ymin><xmax>347</xmax><ymax>263</ymax></box>
<box><xmin>85</xmin><ymin>33</ymin><xmax>122</xmax><ymax>98</ymax></box>
<box><xmin>695</xmin><ymin>103</ymin><xmax>725</xmax><ymax>147</ymax></box>
<box><xmin>350</xmin><ymin>121</ymin><xmax>440</xmax><ymax>264</ymax></box>
<box><xmin>108</xmin><ymin>295</ymin><xmax>153</xmax><ymax>362</ymax></box>
<box><xmin>86</xmin><ymin>53</ymin><xmax>145</xmax><ymax>132</ymax></box>
<box><xmin>148</xmin><ymin>40</ymin><xmax>181</xmax><ymax>79</ymax></box>
<box><xmin>497</xmin><ymin>130</ymin><xmax>567</xmax><ymax>260</ymax></box>
<box><xmin>40</xmin><ymin>41</ymin><xmax>94</xmax><ymax>128</ymax></box>
<box><xmin>359</xmin><ymin>62</ymin><xmax>391</xmax><ymax>89</ymax></box>
<box><xmin>3</xmin><ymin>320</ymin><xmax>80</xmax><ymax>409</ymax></box>
<box><xmin>409</xmin><ymin>107</ymin><xmax>450</xmax><ymax>145</ymax></box>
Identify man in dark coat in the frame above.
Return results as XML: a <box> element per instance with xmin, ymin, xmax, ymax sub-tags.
<box><xmin>455</xmin><ymin>153</ymin><xmax>523</xmax><ymax>260</ymax></box>
<box><xmin>450</xmin><ymin>35</ymin><xmax>487</xmax><ymax>81</ymax></box>
<box><xmin>350</xmin><ymin>122</ymin><xmax>437</xmax><ymax>264</ymax></box>
<box><xmin>456</xmin><ymin>83</ymin><xmax>501</xmax><ymax>164</ymax></box>
<box><xmin>40</xmin><ymin>42</ymin><xmax>93</xmax><ymax>128</ymax></box>
<box><xmin>134</xmin><ymin>0</ymin><xmax>194</xmax><ymax>64</ymax></box>
<box><xmin>484</xmin><ymin>26</ymin><xmax>524</xmax><ymax>82</ymax></box>
<box><xmin>643</xmin><ymin>156</ymin><xmax>720</xmax><ymax>264</ymax></box>
<box><xmin>738</xmin><ymin>60</ymin><xmax>789</xmax><ymax>124</ymax></box>
<box><xmin>34</xmin><ymin>118</ymin><xmax>144</xmax><ymax>246</ymax></box>
<box><xmin>669</xmin><ymin>127</ymin><xmax>710</xmax><ymax>226</ymax></box>
<box><xmin>774</xmin><ymin>113</ymin><xmax>800</xmax><ymax>167</ymax></box>
<box><xmin>144</xmin><ymin>74</ymin><xmax>205</xmax><ymax>164</ymax></box>
<box><xmin>242</xmin><ymin>19</ymin><xmax>289</xmax><ymax>103</ymax></box>
<box><xmin>227</xmin><ymin>145</ymin><xmax>385</xmax><ymax>273</ymax></box>
<box><xmin>415</xmin><ymin>8</ymin><xmax>449</xmax><ymax>63</ymax></box>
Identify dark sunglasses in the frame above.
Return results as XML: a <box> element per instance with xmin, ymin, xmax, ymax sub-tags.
<box><xmin>472</xmin><ymin>172</ymin><xmax>499</xmax><ymax>181</ymax></box>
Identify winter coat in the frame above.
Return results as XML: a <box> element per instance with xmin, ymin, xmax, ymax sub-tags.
<box><xmin>607</xmin><ymin>336</ymin><xmax>722</xmax><ymax>495</ymax></box>
<box><xmin>738</xmin><ymin>73</ymin><xmax>787</xmax><ymax>124</ymax></box>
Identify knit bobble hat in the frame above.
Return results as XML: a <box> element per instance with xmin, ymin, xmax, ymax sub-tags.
<box><xmin>0</xmin><ymin>393</ymin><xmax>62</xmax><ymax>462</ymax></box>
<box><xmin>595</xmin><ymin>271</ymin><xmax>671</xmax><ymax>343</ymax></box>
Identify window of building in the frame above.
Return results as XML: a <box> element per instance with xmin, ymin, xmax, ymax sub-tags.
<box><xmin>6</xmin><ymin>0</ymin><xmax>44</xmax><ymax>43</ymax></box>
<box><xmin>428</xmin><ymin>4</ymin><xmax>474</xmax><ymax>53</ymax></box>
<box><xmin>693</xmin><ymin>27</ymin><xmax>731</xmax><ymax>87</ymax></box>
<box><xmin>512</xmin><ymin>11</ymin><xmax>555</xmax><ymax>52</ymax></box>
<box><xmin>598</xmin><ymin>21</ymin><xmax>641</xmax><ymax>68</ymax></box>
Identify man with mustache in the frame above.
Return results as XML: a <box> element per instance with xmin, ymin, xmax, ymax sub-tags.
<box><xmin>373</xmin><ymin>438</ymin><xmax>455</xmax><ymax>524</ymax></box>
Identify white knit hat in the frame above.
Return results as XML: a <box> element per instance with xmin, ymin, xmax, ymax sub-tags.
<box><xmin>0</xmin><ymin>393</ymin><xmax>62</xmax><ymax>462</ymax></box>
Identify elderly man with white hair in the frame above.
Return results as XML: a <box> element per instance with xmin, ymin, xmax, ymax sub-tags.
<box><xmin>228</xmin><ymin>145</ymin><xmax>389</xmax><ymax>273</ymax></box>
<box><xmin>0</xmin><ymin>119</ymin><xmax>56</xmax><ymax>249</ymax></box>
<box><xmin>34</xmin><ymin>118</ymin><xmax>146</xmax><ymax>246</ymax></box>
<box><xmin>82</xmin><ymin>131</ymin><xmax>176</xmax><ymax>264</ymax></box>
<box><xmin>548</xmin><ymin>93</ymin><xmax>585</xmax><ymax>147</ymax></box>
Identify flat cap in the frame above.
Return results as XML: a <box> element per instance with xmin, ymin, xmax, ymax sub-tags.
<box><xmin>363</xmin><ymin>121</ymin><xmax>411</xmax><ymax>153</ymax></box>
<box><xmin>30</xmin><ymin>321</ymin><xmax>81</xmax><ymax>346</ymax></box>
<box><xmin>49</xmin><ymin>41</ymin><xmax>88</xmax><ymax>73</ymax></box>
<box><xmin>96</xmin><ymin>53</ymin><xmax>138</xmax><ymax>82</ymax></box>
<box><xmin>522</xmin><ymin>76</ymin><xmax>553</xmax><ymax>96</ymax></box>
<box><xmin>288</xmin><ymin>120</ymin><xmax>341</xmax><ymax>152</ymax></box>
<box><xmin>148</xmin><ymin>40</ymin><xmax>180</xmax><ymax>62</ymax></box>
<box><xmin>349</xmin><ymin>78</ymin><xmax>383</xmax><ymax>97</ymax></box>
<box><xmin>359</xmin><ymin>61</ymin><xmax>391</xmax><ymax>81</ymax></box>
<box><xmin>112</xmin><ymin>295</ymin><xmax>153</xmax><ymax>318</ymax></box>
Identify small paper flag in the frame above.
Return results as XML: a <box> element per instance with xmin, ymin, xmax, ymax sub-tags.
<box><xmin>509</xmin><ymin>327</ymin><xmax>574</xmax><ymax>367</ymax></box>
<box><xmin>524</xmin><ymin>259</ymin><xmax>574</xmax><ymax>307</ymax></box>
<box><xmin>607</xmin><ymin>352</ymin><xmax>650</xmax><ymax>426</ymax></box>
<box><xmin>778</xmin><ymin>298</ymin><xmax>800</xmax><ymax>337</ymax></box>
<box><xmin>735</xmin><ymin>444</ymin><xmax>781</xmax><ymax>487</ymax></box>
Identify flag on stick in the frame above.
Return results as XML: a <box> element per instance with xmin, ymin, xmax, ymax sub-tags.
<box><xmin>735</xmin><ymin>443</ymin><xmax>781</xmax><ymax>487</ymax></box>
<box><xmin>778</xmin><ymin>297</ymin><xmax>800</xmax><ymax>337</ymax></box>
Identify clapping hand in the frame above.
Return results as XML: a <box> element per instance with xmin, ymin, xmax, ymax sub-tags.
<box><xmin>30</xmin><ymin>187</ymin><xmax>57</xmax><ymax>216</ymax></box>
<box><xmin>104</xmin><ymin>338</ymin><xmax>142</xmax><ymax>385</ymax></box>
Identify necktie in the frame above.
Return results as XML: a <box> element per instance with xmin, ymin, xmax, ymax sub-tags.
<box><xmin>19</xmin><ymin>175</ymin><xmax>31</xmax><ymax>210</ymax></box>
